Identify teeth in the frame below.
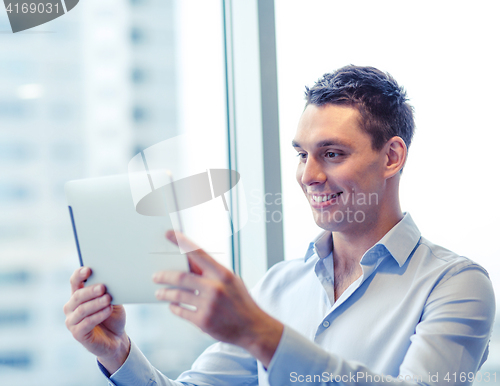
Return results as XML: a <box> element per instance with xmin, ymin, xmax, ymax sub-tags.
<box><xmin>312</xmin><ymin>193</ymin><xmax>340</xmax><ymax>202</ymax></box>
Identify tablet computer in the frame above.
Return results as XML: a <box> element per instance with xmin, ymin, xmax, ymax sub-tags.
<box><xmin>65</xmin><ymin>170</ymin><xmax>188</xmax><ymax>304</ymax></box>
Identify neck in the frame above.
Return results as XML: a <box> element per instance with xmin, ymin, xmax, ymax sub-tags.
<box><xmin>332</xmin><ymin>203</ymin><xmax>404</xmax><ymax>267</ymax></box>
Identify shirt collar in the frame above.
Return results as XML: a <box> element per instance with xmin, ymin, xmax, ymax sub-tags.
<box><xmin>304</xmin><ymin>231</ymin><xmax>332</xmax><ymax>262</ymax></box>
<box><xmin>303</xmin><ymin>231</ymin><xmax>332</xmax><ymax>262</ymax></box>
<box><xmin>304</xmin><ymin>213</ymin><xmax>421</xmax><ymax>267</ymax></box>
<box><xmin>374</xmin><ymin>212</ymin><xmax>421</xmax><ymax>267</ymax></box>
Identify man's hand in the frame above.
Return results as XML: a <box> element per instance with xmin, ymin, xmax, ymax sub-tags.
<box><xmin>63</xmin><ymin>267</ymin><xmax>130</xmax><ymax>374</ymax></box>
<box><xmin>153</xmin><ymin>231</ymin><xmax>284</xmax><ymax>368</ymax></box>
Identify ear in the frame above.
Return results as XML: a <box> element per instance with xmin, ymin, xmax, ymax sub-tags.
<box><xmin>383</xmin><ymin>136</ymin><xmax>407</xmax><ymax>178</ymax></box>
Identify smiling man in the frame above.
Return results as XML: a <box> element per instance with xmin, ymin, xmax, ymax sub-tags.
<box><xmin>64</xmin><ymin>65</ymin><xmax>495</xmax><ymax>385</ymax></box>
<box><xmin>291</xmin><ymin>101</ymin><xmax>408</xmax><ymax>303</ymax></box>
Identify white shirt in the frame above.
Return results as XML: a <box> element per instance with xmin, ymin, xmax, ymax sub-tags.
<box><xmin>103</xmin><ymin>213</ymin><xmax>495</xmax><ymax>385</ymax></box>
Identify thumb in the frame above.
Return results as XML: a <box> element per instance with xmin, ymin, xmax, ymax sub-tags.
<box><xmin>166</xmin><ymin>229</ymin><xmax>200</xmax><ymax>252</ymax></box>
<box><xmin>166</xmin><ymin>230</ymin><xmax>224</xmax><ymax>277</ymax></box>
<box><xmin>166</xmin><ymin>230</ymin><xmax>203</xmax><ymax>275</ymax></box>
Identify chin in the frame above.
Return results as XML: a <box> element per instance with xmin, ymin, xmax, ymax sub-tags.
<box><xmin>312</xmin><ymin>204</ymin><xmax>371</xmax><ymax>232</ymax></box>
<box><xmin>312</xmin><ymin>209</ymin><xmax>346</xmax><ymax>231</ymax></box>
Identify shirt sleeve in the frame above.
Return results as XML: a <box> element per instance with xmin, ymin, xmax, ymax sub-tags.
<box><xmin>99</xmin><ymin>338</ymin><xmax>258</xmax><ymax>386</ymax></box>
<box><xmin>266</xmin><ymin>266</ymin><xmax>496</xmax><ymax>386</ymax></box>
<box><xmin>100</xmin><ymin>340</ymin><xmax>186</xmax><ymax>386</ymax></box>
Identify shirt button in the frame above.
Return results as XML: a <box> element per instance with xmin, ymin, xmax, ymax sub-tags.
<box><xmin>322</xmin><ymin>320</ymin><xmax>330</xmax><ymax>328</ymax></box>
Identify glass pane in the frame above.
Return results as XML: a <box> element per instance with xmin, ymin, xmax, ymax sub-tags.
<box><xmin>275</xmin><ymin>0</ymin><xmax>500</xmax><ymax>379</ymax></box>
<box><xmin>0</xmin><ymin>0</ymin><xmax>227</xmax><ymax>385</ymax></box>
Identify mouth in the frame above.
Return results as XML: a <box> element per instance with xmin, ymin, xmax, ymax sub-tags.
<box><xmin>309</xmin><ymin>192</ymin><xmax>342</xmax><ymax>208</ymax></box>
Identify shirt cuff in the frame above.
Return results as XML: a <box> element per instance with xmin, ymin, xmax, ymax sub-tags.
<box><xmin>266</xmin><ymin>325</ymin><xmax>333</xmax><ymax>385</ymax></box>
<box><xmin>97</xmin><ymin>340</ymin><xmax>157</xmax><ymax>386</ymax></box>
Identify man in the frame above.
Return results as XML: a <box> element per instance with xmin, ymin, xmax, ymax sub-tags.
<box><xmin>64</xmin><ymin>65</ymin><xmax>495</xmax><ymax>385</ymax></box>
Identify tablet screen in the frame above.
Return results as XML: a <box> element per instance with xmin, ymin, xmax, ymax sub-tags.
<box><xmin>65</xmin><ymin>171</ymin><xmax>188</xmax><ymax>304</ymax></box>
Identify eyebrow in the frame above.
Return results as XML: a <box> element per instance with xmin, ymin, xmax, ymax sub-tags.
<box><xmin>291</xmin><ymin>139</ymin><xmax>352</xmax><ymax>149</ymax></box>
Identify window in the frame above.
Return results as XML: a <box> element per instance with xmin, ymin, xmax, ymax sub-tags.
<box><xmin>0</xmin><ymin>1</ymin><xmax>228</xmax><ymax>385</ymax></box>
<box><xmin>0</xmin><ymin>143</ymin><xmax>34</xmax><ymax>162</ymax></box>
<box><xmin>0</xmin><ymin>353</ymin><xmax>32</xmax><ymax>369</ymax></box>
<box><xmin>0</xmin><ymin>270</ymin><xmax>32</xmax><ymax>286</ymax></box>
<box><xmin>0</xmin><ymin>310</ymin><xmax>30</xmax><ymax>326</ymax></box>
<box><xmin>132</xmin><ymin>105</ymin><xmax>148</xmax><ymax>122</ymax></box>
<box><xmin>131</xmin><ymin>67</ymin><xmax>147</xmax><ymax>83</ymax></box>
<box><xmin>130</xmin><ymin>26</ymin><xmax>145</xmax><ymax>44</ymax></box>
<box><xmin>0</xmin><ymin>183</ymin><xmax>33</xmax><ymax>201</ymax></box>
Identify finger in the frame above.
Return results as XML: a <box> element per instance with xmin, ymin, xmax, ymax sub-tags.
<box><xmin>64</xmin><ymin>284</ymin><xmax>106</xmax><ymax>314</ymax></box>
<box><xmin>71</xmin><ymin>305</ymin><xmax>114</xmax><ymax>342</ymax></box>
<box><xmin>169</xmin><ymin>302</ymin><xmax>198</xmax><ymax>324</ymax></box>
<box><xmin>152</xmin><ymin>270</ymin><xmax>208</xmax><ymax>291</ymax></box>
<box><xmin>166</xmin><ymin>230</ymin><xmax>180</xmax><ymax>245</ymax></box>
<box><xmin>166</xmin><ymin>231</ymin><xmax>203</xmax><ymax>274</ymax></box>
<box><xmin>166</xmin><ymin>231</ymin><xmax>208</xmax><ymax>261</ymax></box>
<box><xmin>155</xmin><ymin>288</ymin><xmax>200</xmax><ymax>307</ymax></box>
<box><xmin>187</xmin><ymin>255</ymin><xmax>203</xmax><ymax>275</ymax></box>
<box><xmin>66</xmin><ymin>293</ymin><xmax>112</xmax><ymax>328</ymax></box>
<box><xmin>70</xmin><ymin>267</ymin><xmax>92</xmax><ymax>294</ymax></box>
<box><xmin>166</xmin><ymin>231</ymin><xmax>225</xmax><ymax>276</ymax></box>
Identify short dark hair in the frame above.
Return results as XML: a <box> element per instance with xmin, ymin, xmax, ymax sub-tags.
<box><xmin>305</xmin><ymin>65</ymin><xmax>415</xmax><ymax>151</ymax></box>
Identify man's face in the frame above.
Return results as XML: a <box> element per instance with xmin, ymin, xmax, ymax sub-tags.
<box><xmin>293</xmin><ymin>104</ymin><xmax>388</xmax><ymax>232</ymax></box>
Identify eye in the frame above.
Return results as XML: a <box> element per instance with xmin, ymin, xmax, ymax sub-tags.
<box><xmin>296</xmin><ymin>152</ymin><xmax>307</xmax><ymax>162</ymax></box>
<box><xmin>326</xmin><ymin>151</ymin><xmax>340</xmax><ymax>158</ymax></box>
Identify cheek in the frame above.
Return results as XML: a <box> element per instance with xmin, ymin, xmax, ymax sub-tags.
<box><xmin>331</xmin><ymin>166</ymin><xmax>357</xmax><ymax>186</ymax></box>
<box><xmin>335</xmin><ymin>166</ymin><xmax>369</xmax><ymax>192</ymax></box>
<box><xmin>351</xmin><ymin>167</ymin><xmax>383</xmax><ymax>193</ymax></box>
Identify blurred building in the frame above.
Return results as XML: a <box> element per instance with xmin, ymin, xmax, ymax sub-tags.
<box><xmin>0</xmin><ymin>1</ymin><xmax>212</xmax><ymax>385</ymax></box>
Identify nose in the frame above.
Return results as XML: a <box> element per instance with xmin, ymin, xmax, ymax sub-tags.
<box><xmin>298</xmin><ymin>156</ymin><xmax>326</xmax><ymax>186</ymax></box>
